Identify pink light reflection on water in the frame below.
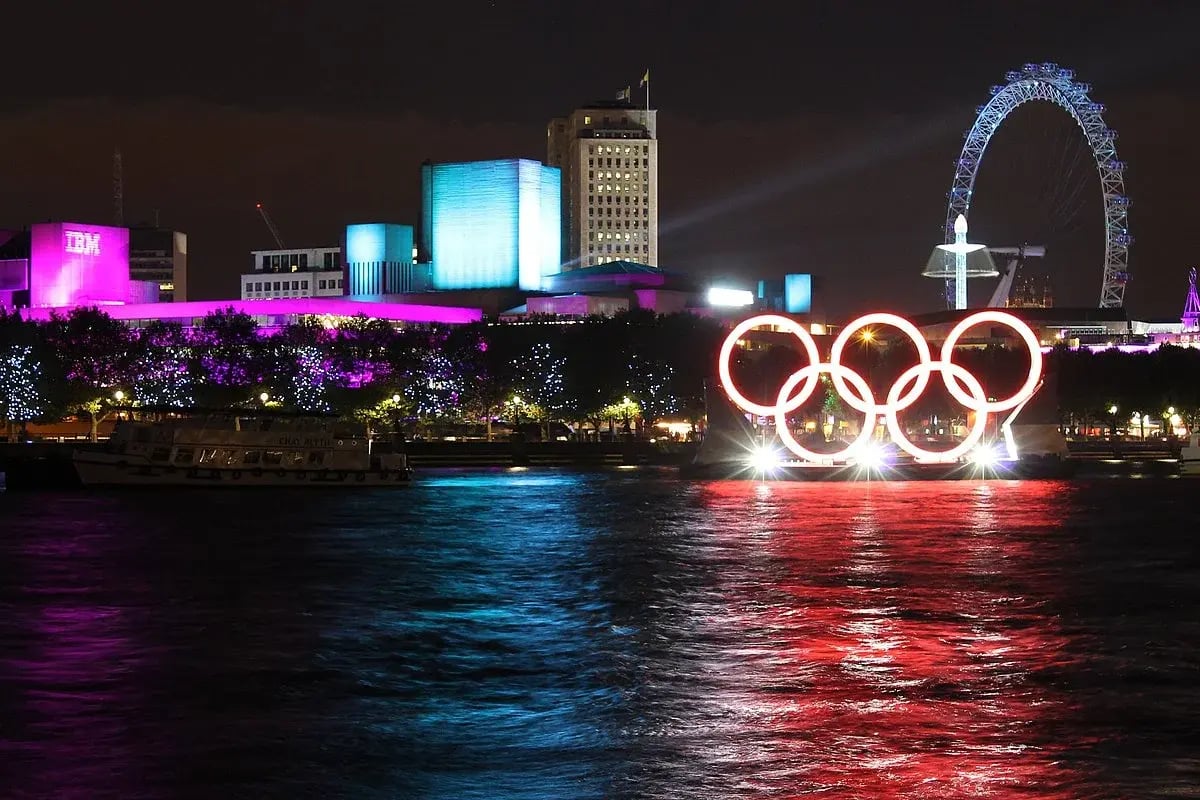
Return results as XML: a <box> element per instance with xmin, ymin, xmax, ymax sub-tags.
<box><xmin>683</xmin><ymin>479</ymin><xmax>1096</xmax><ymax>798</ymax></box>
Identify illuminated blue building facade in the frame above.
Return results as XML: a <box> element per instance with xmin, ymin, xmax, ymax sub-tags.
<box><xmin>344</xmin><ymin>223</ymin><xmax>418</xmax><ymax>295</ymax></box>
<box><xmin>785</xmin><ymin>273</ymin><xmax>813</xmax><ymax>314</ymax></box>
<box><xmin>421</xmin><ymin>159</ymin><xmax>561</xmax><ymax>291</ymax></box>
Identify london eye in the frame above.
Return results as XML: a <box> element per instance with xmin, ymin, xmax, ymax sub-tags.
<box><xmin>941</xmin><ymin>63</ymin><xmax>1131</xmax><ymax>309</ymax></box>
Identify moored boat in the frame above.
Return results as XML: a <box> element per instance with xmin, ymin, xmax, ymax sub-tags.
<box><xmin>72</xmin><ymin>412</ymin><xmax>411</xmax><ymax>487</ymax></box>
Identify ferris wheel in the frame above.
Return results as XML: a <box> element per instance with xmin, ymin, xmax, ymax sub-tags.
<box><xmin>944</xmin><ymin>63</ymin><xmax>1131</xmax><ymax>308</ymax></box>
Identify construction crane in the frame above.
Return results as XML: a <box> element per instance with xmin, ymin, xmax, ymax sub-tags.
<box><xmin>255</xmin><ymin>202</ymin><xmax>285</xmax><ymax>249</ymax></box>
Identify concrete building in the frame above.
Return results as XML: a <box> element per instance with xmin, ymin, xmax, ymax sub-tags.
<box><xmin>0</xmin><ymin>222</ymin><xmax>160</xmax><ymax>310</ymax></box>
<box><xmin>420</xmin><ymin>159</ymin><xmax>560</xmax><ymax>291</ymax></box>
<box><xmin>241</xmin><ymin>246</ymin><xmax>344</xmax><ymax>300</ymax></box>
<box><xmin>345</xmin><ymin>223</ymin><xmax>428</xmax><ymax>295</ymax></box>
<box><xmin>547</xmin><ymin>99</ymin><xmax>658</xmax><ymax>270</ymax></box>
<box><xmin>129</xmin><ymin>227</ymin><xmax>188</xmax><ymax>302</ymax></box>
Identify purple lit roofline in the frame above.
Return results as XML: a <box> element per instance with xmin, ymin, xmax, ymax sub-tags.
<box><xmin>19</xmin><ymin>297</ymin><xmax>483</xmax><ymax>325</ymax></box>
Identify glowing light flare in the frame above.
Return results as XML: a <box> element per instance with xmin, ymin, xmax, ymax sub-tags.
<box><xmin>707</xmin><ymin>287</ymin><xmax>755</xmax><ymax>307</ymax></box>
<box><xmin>748</xmin><ymin>444</ymin><xmax>782</xmax><ymax>473</ymax></box>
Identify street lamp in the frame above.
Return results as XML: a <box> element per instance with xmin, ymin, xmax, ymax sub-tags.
<box><xmin>259</xmin><ymin>392</ymin><xmax>270</xmax><ymax>404</ymax></box>
<box><xmin>113</xmin><ymin>390</ymin><xmax>125</xmax><ymax>402</ymax></box>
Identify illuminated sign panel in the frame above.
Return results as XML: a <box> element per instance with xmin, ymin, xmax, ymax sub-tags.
<box><xmin>784</xmin><ymin>273</ymin><xmax>812</xmax><ymax>314</ymax></box>
<box><xmin>718</xmin><ymin>311</ymin><xmax>1043</xmax><ymax>465</ymax></box>
<box><xmin>64</xmin><ymin>230</ymin><xmax>102</xmax><ymax>256</ymax></box>
<box><xmin>707</xmin><ymin>287</ymin><xmax>754</xmax><ymax>307</ymax></box>
<box><xmin>29</xmin><ymin>222</ymin><xmax>130</xmax><ymax>308</ymax></box>
<box><xmin>425</xmin><ymin>159</ymin><xmax>560</xmax><ymax>291</ymax></box>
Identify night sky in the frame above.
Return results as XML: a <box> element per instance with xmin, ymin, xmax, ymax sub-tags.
<box><xmin>2</xmin><ymin>1</ymin><xmax>1197</xmax><ymax>319</ymax></box>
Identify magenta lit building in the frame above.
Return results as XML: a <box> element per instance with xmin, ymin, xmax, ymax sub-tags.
<box><xmin>28</xmin><ymin>222</ymin><xmax>132</xmax><ymax>308</ymax></box>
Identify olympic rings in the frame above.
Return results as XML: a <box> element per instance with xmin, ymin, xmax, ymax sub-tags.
<box><xmin>717</xmin><ymin>310</ymin><xmax>1043</xmax><ymax>464</ymax></box>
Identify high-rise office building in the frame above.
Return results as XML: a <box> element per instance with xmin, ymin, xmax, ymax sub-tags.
<box><xmin>547</xmin><ymin>99</ymin><xmax>658</xmax><ymax>270</ymax></box>
<box><xmin>129</xmin><ymin>227</ymin><xmax>187</xmax><ymax>302</ymax></box>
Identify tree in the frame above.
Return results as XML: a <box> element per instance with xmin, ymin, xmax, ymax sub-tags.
<box><xmin>191</xmin><ymin>308</ymin><xmax>267</xmax><ymax>406</ymax></box>
<box><xmin>513</xmin><ymin>341</ymin><xmax>569</xmax><ymax>439</ymax></box>
<box><xmin>0</xmin><ymin>344</ymin><xmax>46</xmax><ymax>442</ymax></box>
<box><xmin>447</xmin><ymin>323</ymin><xmax>512</xmax><ymax>440</ymax></box>
<box><xmin>131</xmin><ymin>321</ymin><xmax>194</xmax><ymax>409</ymax></box>
<box><xmin>43</xmin><ymin>307</ymin><xmax>135</xmax><ymax>440</ymax></box>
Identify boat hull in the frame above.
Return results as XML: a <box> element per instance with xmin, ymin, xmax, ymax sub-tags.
<box><xmin>73</xmin><ymin>453</ymin><xmax>411</xmax><ymax>488</ymax></box>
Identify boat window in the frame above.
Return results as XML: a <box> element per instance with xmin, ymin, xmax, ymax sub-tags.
<box><xmin>222</xmin><ymin>450</ymin><xmax>240</xmax><ymax>466</ymax></box>
<box><xmin>307</xmin><ymin>451</ymin><xmax>325</xmax><ymax>466</ymax></box>
<box><xmin>290</xmin><ymin>451</ymin><xmax>305</xmax><ymax>466</ymax></box>
<box><xmin>243</xmin><ymin>450</ymin><xmax>262</xmax><ymax>465</ymax></box>
<box><xmin>264</xmin><ymin>451</ymin><xmax>284</xmax><ymax>466</ymax></box>
<box><xmin>150</xmin><ymin>447</ymin><xmax>171</xmax><ymax>462</ymax></box>
<box><xmin>173</xmin><ymin>448</ymin><xmax>194</xmax><ymax>464</ymax></box>
<box><xmin>198</xmin><ymin>449</ymin><xmax>218</xmax><ymax>465</ymax></box>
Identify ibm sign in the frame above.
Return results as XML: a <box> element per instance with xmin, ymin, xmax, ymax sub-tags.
<box><xmin>64</xmin><ymin>230</ymin><xmax>102</xmax><ymax>256</ymax></box>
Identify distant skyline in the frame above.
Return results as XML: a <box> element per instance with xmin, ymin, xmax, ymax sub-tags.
<box><xmin>1</xmin><ymin>1</ymin><xmax>1197</xmax><ymax>318</ymax></box>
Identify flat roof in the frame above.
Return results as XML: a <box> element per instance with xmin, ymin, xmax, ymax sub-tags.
<box><xmin>19</xmin><ymin>297</ymin><xmax>482</xmax><ymax>325</ymax></box>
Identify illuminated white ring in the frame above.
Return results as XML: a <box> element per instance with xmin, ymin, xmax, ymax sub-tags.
<box><xmin>884</xmin><ymin>361</ymin><xmax>989</xmax><ymax>463</ymax></box>
<box><xmin>940</xmin><ymin>310</ymin><xmax>1043</xmax><ymax>413</ymax></box>
<box><xmin>828</xmin><ymin>312</ymin><xmax>934</xmax><ymax>414</ymax></box>
<box><xmin>774</xmin><ymin>363</ymin><xmax>877</xmax><ymax>463</ymax></box>
<box><xmin>718</xmin><ymin>314</ymin><xmax>821</xmax><ymax>418</ymax></box>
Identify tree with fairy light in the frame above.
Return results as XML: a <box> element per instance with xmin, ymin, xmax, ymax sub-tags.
<box><xmin>624</xmin><ymin>350</ymin><xmax>678</xmax><ymax>436</ymax></box>
<box><xmin>131</xmin><ymin>321</ymin><xmax>195</xmax><ymax>409</ymax></box>
<box><xmin>446</xmin><ymin>323</ymin><xmax>513</xmax><ymax>441</ymax></box>
<box><xmin>42</xmin><ymin>307</ymin><xmax>136</xmax><ymax>441</ymax></box>
<box><xmin>0</xmin><ymin>344</ymin><xmax>46</xmax><ymax>442</ymax></box>
<box><xmin>288</xmin><ymin>345</ymin><xmax>334</xmax><ymax>413</ymax></box>
<box><xmin>512</xmin><ymin>340</ymin><xmax>568</xmax><ymax>440</ymax></box>
<box><xmin>405</xmin><ymin>341</ymin><xmax>466</xmax><ymax>431</ymax></box>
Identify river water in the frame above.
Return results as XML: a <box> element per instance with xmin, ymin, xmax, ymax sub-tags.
<box><xmin>0</xmin><ymin>470</ymin><xmax>1197</xmax><ymax>799</ymax></box>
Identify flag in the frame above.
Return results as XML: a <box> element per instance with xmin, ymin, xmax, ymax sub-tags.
<box><xmin>616</xmin><ymin>86</ymin><xmax>630</xmax><ymax>101</ymax></box>
<box><xmin>639</xmin><ymin>69</ymin><xmax>650</xmax><ymax>87</ymax></box>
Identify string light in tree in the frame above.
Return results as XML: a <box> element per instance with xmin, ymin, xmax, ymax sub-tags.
<box><xmin>0</xmin><ymin>345</ymin><xmax>46</xmax><ymax>421</ymax></box>
<box><xmin>292</xmin><ymin>346</ymin><xmax>332</xmax><ymax>412</ymax></box>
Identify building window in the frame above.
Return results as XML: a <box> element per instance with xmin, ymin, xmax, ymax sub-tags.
<box><xmin>643</xmin><ymin>146</ymin><xmax>649</xmax><ymax>155</ymax></box>
<box><xmin>272</xmin><ymin>255</ymin><xmax>281</xmax><ymax>270</ymax></box>
<box><xmin>273</xmin><ymin>281</ymin><xmax>281</xmax><ymax>291</ymax></box>
<box><xmin>261</xmin><ymin>255</ymin><xmax>270</xmax><ymax>269</ymax></box>
<box><xmin>301</xmin><ymin>280</ymin><xmax>309</xmax><ymax>290</ymax></box>
<box><xmin>584</xmin><ymin>116</ymin><xmax>591</xmax><ymax>125</ymax></box>
<box><xmin>319</xmin><ymin>280</ymin><xmax>327</xmax><ymax>290</ymax></box>
<box><xmin>299</xmin><ymin>254</ymin><xmax>308</xmax><ymax>269</ymax></box>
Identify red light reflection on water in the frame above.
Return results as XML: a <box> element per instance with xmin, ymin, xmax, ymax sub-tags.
<box><xmin>695</xmin><ymin>479</ymin><xmax>1089</xmax><ymax>798</ymax></box>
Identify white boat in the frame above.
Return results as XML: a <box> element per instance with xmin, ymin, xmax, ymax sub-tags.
<box><xmin>73</xmin><ymin>413</ymin><xmax>411</xmax><ymax>487</ymax></box>
<box><xmin>1180</xmin><ymin>433</ymin><xmax>1200</xmax><ymax>476</ymax></box>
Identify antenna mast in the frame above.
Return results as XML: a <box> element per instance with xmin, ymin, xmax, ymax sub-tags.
<box><xmin>255</xmin><ymin>203</ymin><xmax>285</xmax><ymax>249</ymax></box>
<box><xmin>113</xmin><ymin>147</ymin><xmax>124</xmax><ymax>226</ymax></box>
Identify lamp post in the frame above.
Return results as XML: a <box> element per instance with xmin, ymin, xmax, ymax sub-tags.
<box><xmin>391</xmin><ymin>393</ymin><xmax>404</xmax><ymax>444</ymax></box>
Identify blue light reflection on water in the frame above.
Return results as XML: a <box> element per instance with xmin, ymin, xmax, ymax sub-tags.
<box><xmin>0</xmin><ymin>470</ymin><xmax>1198</xmax><ymax>798</ymax></box>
